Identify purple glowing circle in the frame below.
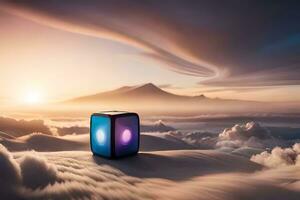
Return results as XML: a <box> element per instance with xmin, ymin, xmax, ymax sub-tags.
<box><xmin>121</xmin><ymin>129</ymin><xmax>132</xmax><ymax>144</ymax></box>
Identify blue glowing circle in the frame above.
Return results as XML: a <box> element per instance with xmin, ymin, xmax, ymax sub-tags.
<box><xmin>96</xmin><ymin>129</ymin><xmax>105</xmax><ymax>145</ymax></box>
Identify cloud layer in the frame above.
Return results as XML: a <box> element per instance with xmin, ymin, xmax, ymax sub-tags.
<box><xmin>1</xmin><ymin>117</ymin><xmax>300</xmax><ymax>199</ymax></box>
<box><xmin>0</xmin><ymin>144</ymin><xmax>300</xmax><ymax>200</ymax></box>
<box><xmin>2</xmin><ymin>0</ymin><xmax>300</xmax><ymax>87</ymax></box>
<box><xmin>1</xmin><ymin>117</ymin><xmax>299</xmax><ymax>157</ymax></box>
<box><xmin>0</xmin><ymin>116</ymin><xmax>51</xmax><ymax>137</ymax></box>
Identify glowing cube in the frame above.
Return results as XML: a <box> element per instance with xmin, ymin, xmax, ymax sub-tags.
<box><xmin>90</xmin><ymin>111</ymin><xmax>140</xmax><ymax>158</ymax></box>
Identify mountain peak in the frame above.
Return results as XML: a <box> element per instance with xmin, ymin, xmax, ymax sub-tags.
<box><xmin>129</xmin><ymin>83</ymin><xmax>166</xmax><ymax>94</ymax></box>
<box><xmin>138</xmin><ymin>83</ymin><xmax>160</xmax><ymax>89</ymax></box>
<box><xmin>195</xmin><ymin>94</ymin><xmax>206</xmax><ymax>98</ymax></box>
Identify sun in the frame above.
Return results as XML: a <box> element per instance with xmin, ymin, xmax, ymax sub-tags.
<box><xmin>24</xmin><ymin>90</ymin><xmax>42</xmax><ymax>104</ymax></box>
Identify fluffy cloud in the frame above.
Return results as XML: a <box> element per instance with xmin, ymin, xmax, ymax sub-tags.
<box><xmin>0</xmin><ymin>145</ymin><xmax>21</xmax><ymax>184</ymax></box>
<box><xmin>219</xmin><ymin>122</ymin><xmax>270</xmax><ymax>141</ymax></box>
<box><xmin>0</xmin><ymin>145</ymin><xmax>21</xmax><ymax>200</ymax></box>
<box><xmin>216</xmin><ymin>122</ymin><xmax>276</xmax><ymax>150</ymax></box>
<box><xmin>0</xmin><ymin>144</ymin><xmax>21</xmax><ymax>200</ymax></box>
<box><xmin>0</xmin><ymin>144</ymin><xmax>60</xmax><ymax>199</ymax></box>
<box><xmin>19</xmin><ymin>153</ymin><xmax>58</xmax><ymax>189</ymax></box>
<box><xmin>251</xmin><ymin>143</ymin><xmax>300</xmax><ymax>168</ymax></box>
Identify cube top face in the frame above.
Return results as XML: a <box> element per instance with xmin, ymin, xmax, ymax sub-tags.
<box><xmin>90</xmin><ymin>112</ymin><xmax>140</xmax><ymax>158</ymax></box>
<box><xmin>98</xmin><ymin>111</ymin><xmax>128</xmax><ymax>116</ymax></box>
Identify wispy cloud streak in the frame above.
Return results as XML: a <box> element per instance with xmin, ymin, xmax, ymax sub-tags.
<box><xmin>1</xmin><ymin>0</ymin><xmax>300</xmax><ymax>87</ymax></box>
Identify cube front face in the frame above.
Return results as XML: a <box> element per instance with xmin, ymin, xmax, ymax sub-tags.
<box><xmin>90</xmin><ymin>112</ymin><xmax>139</xmax><ymax>158</ymax></box>
<box><xmin>90</xmin><ymin>115</ymin><xmax>112</xmax><ymax>157</ymax></box>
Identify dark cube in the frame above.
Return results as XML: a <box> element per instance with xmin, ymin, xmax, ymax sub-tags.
<box><xmin>90</xmin><ymin>111</ymin><xmax>140</xmax><ymax>158</ymax></box>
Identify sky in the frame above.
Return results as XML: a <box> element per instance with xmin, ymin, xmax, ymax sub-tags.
<box><xmin>0</xmin><ymin>0</ymin><xmax>300</xmax><ymax>104</ymax></box>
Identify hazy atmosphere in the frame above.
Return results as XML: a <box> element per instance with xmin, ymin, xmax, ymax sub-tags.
<box><xmin>0</xmin><ymin>1</ymin><xmax>300</xmax><ymax>200</ymax></box>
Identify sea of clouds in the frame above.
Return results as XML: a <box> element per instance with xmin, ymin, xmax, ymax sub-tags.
<box><xmin>1</xmin><ymin>116</ymin><xmax>300</xmax><ymax>199</ymax></box>
<box><xmin>1</xmin><ymin>143</ymin><xmax>300</xmax><ymax>200</ymax></box>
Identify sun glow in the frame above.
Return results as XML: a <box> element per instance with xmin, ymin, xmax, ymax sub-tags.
<box><xmin>24</xmin><ymin>90</ymin><xmax>42</xmax><ymax>104</ymax></box>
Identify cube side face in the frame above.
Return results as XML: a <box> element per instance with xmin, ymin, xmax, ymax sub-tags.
<box><xmin>90</xmin><ymin>115</ymin><xmax>111</xmax><ymax>157</ymax></box>
<box><xmin>114</xmin><ymin>114</ymin><xmax>139</xmax><ymax>157</ymax></box>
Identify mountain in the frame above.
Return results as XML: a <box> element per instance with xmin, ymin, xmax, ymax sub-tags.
<box><xmin>66</xmin><ymin>83</ymin><xmax>208</xmax><ymax>104</ymax></box>
<box><xmin>63</xmin><ymin>83</ymin><xmax>265</xmax><ymax>114</ymax></box>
